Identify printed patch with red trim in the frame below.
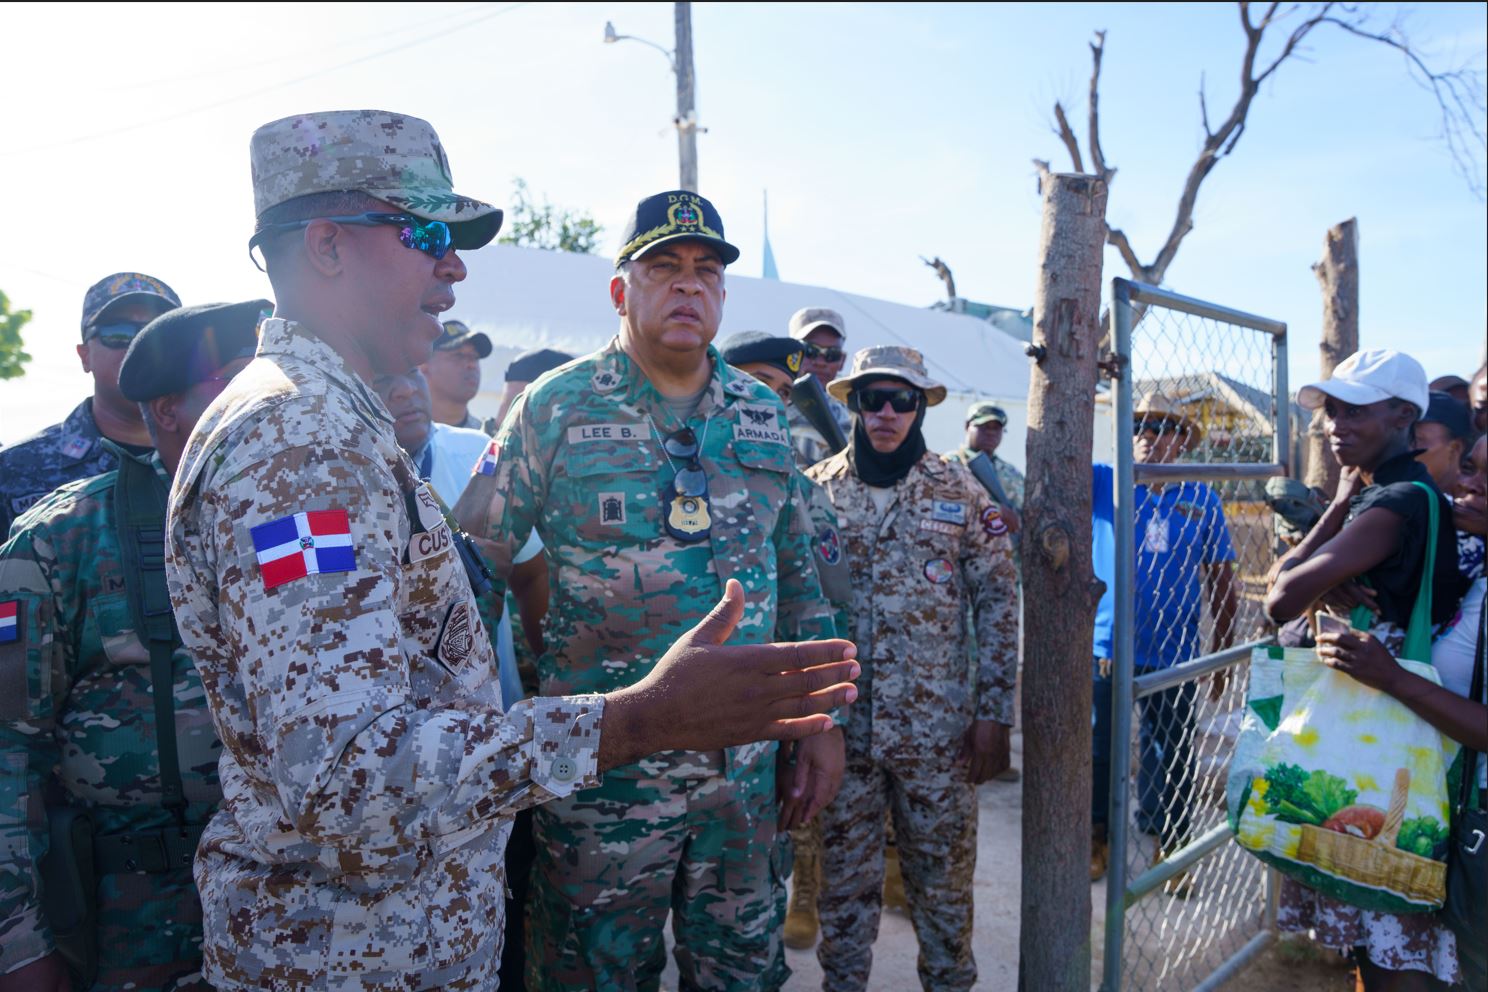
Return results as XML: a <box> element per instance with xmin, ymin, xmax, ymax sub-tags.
<box><xmin>981</xmin><ymin>505</ymin><xmax>1008</xmax><ymax>538</ymax></box>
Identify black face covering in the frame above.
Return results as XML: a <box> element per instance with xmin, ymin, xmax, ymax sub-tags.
<box><xmin>846</xmin><ymin>380</ymin><xmax>929</xmax><ymax>488</ymax></box>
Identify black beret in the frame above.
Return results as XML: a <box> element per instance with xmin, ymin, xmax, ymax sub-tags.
<box><xmin>505</xmin><ymin>347</ymin><xmax>574</xmax><ymax>383</ymax></box>
<box><xmin>1421</xmin><ymin>390</ymin><xmax>1472</xmax><ymax>439</ymax></box>
<box><xmin>119</xmin><ymin>300</ymin><xmax>268</xmax><ymax>402</ymax></box>
<box><xmin>615</xmin><ymin>190</ymin><xmax>740</xmax><ymax>267</ymax></box>
<box><xmin>720</xmin><ymin>331</ymin><xmax>804</xmax><ymax>377</ymax></box>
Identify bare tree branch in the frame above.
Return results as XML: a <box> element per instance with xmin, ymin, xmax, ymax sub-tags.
<box><xmin>1087</xmin><ymin>31</ymin><xmax>1115</xmax><ymax>183</ymax></box>
<box><xmin>1032</xmin><ymin>158</ymin><xmax>1052</xmax><ymax>195</ymax></box>
<box><xmin>1052</xmin><ymin>102</ymin><xmax>1086</xmax><ymax>172</ymax></box>
<box><xmin>1105</xmin><ymin>226</ymin><xmax>1148</xmax><ymax>282</ymax></box>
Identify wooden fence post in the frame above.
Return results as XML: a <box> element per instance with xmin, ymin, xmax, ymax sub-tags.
<box><xmin>1304</xmin><ymin>218</ymin><xmax>1359</xmax><ymax>496</ymax></box>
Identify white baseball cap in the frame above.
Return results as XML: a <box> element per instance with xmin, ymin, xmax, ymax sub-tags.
<box><xmin>1297</xmin><ymin>348</ymin><xmax>1429</xmax><ymax>419</ymax></box>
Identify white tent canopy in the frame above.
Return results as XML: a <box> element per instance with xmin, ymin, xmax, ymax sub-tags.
<box><xmin>455</xmin><ymin>244</ymin><xmax>1034</xmax><ymax>466</ymax></box>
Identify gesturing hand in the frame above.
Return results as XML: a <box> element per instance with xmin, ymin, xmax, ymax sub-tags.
<box><xmin>599</xmin><ymin>580</ymin><xmax>860</xmax><ymax>770</ymax></box>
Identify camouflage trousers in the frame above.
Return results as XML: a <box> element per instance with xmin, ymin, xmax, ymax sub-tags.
<box><xmin>817</xmin><ymin>752</ymin><xmax>978</xmax><ymax>992</ymax></box>
<box><xmin>91</xmin><ymin>868</ymin><xmax>210</xmax><ymax>991</ymax></box>
<box><xmin>525</xmin><ymin>751</ymin><xmax>786</xmax><ymax>992</ymax></box>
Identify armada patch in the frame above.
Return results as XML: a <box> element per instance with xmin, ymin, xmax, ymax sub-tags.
<box><xmin>931</xmin><ymin>500</ymin><xmax>968</xmax><ymax>525</ymax></box>
<box><xmin>599</xmin><ymin>492</ymin><xmax>627</xmax><ymax>525</ymax></box>
<box><xmin>734</xmin><ymin>406</ymin><xmax>787</xmax><ymax>445</ymax></box>
<box><xmin>0</xmin><ymin>600</ymin><xmax>18</xmax><ymax>644</ymax></box>
<box><xmin>981</xmin><ymin>505</ymin><xmax>1008</xmax><ymax>538</ymax></box>
<box><xmin>250</xmin><ymin>509</ymin><xmax>357</xmax><ymax>590</ymax></box>
<box><xmin>60</xmin><ymin>435</ymin><xmax>91</xmax><ymax>460</ymax></box>
<box><xmin>567</xmin><ymin>423</ymin><xmax>650</xmax><ymax>444</ymax></box>
<box><xmin>923</xmin><ymin>557</ymin><xmax>954</xmax><ymax>585</ymax></box>
<box><xmin>437</xmin><ymin>601</ymin><xmax>475</xmax><ymax>670</ymax></box>
<box><xmin>591</xmin><ymin>369</ymin><xmax>623</xmax><ymax>392</ymax></box>
<box><xmin>921</xmin><ymin>519</ymin><xmax>962</xmax><ymax>536</ymax></box>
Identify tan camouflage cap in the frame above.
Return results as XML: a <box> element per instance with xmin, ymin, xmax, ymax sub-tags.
<box><xmin>250</xmin><ymin>110</ymin><xmax>502</xmax><ymax>250</ymax></box>
<box><xmin>788</xmin><ymin>307</ymin><xmax>846</xmax><ymax>342</ymax></box>
<box><xmin>828</xmin><ymin>345</ymin><xmax>946</xmax><ymax>406</ymax></box>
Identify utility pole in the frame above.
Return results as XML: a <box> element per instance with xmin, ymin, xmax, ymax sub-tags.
<box><xmin>674</xmin><ymin>1</ymin><xmax>698</xmax><ymax>191</ymax></box>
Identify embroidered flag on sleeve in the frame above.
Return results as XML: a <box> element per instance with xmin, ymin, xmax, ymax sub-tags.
<box><xmin>0</xmin><ymin>600</ymin><xmax>18</xmax><ymax>643</ymax></box>
<box><xmin>250</xmin><ymin>509</ymin><xmax>357</xmax><ymax>590</ymax></box>
<box><xmin>474</xmin><ymin>439</ymin><xmax>499</xmax><ymax>476</ymax></box>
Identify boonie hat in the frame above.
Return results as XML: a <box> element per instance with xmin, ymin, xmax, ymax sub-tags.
<box><xmin>788</xmin><ymin>307</ymin><xmax>847</xmax><ymax>342</ymax></box>
<box><xmin>719</xmin><ymin>331</ymin><xmax>804</xmax><ymax>377</ymax></box>
<box><xmin>614</xmin><ymin>190</ymin><xmax>739</xmax><ymax>267</ymax></box>
<box><xmin>81</xmin><ymin>272</ymin><xmax>181</xmax><ymax>336</ymax></box>
<box><xmin>966</xmin><ymin>401</ymin><xmax>1007</xmax><ymax>427</ymax></box>
<box><xmin>1298</xmin><ymin>349</ymin><xmax>1429</xmax><ymax>419</ymax></box>
<box><xmin>1133</xmin><ymin>392</ymin><xmax>1204</xmax><ymax>443</ymax></box>
<box><xmin>119</xmin><ymin>300</ymin><xmax>268</xmax><ymax>402</ymax></box>
<box><xmin>828</xmin><ymin>346</ymin><xmax>946</xmax><ymax>406</ymax></box>
<box><xmin>432</xmin><ymin>320</ymin><xmax>492</xmax><ymax>358</ymax></box>
<box><xmin>250</xmin><ymin>110</ymin><xmax>503</xmax><ymax>250</ymax></box>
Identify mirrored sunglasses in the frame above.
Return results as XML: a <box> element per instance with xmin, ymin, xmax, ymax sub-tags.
<box><xmin>84</xmin><ymin>320</ymin><xmax>150</xmax><ymax>349</ymax></box>
<box><xmin>248</xmin><ymin>212</ymin><xmax>453</xmax><ymax>271</ymax></box>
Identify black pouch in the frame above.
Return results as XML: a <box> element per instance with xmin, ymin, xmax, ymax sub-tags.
<box><xmin>39</xmin><ymin>805</ymin><xmax>99</xmax><ymax>988</ymax></box>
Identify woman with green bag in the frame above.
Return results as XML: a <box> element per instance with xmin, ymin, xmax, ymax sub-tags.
<box><xmin>1265</xmin><ymin>350</ymin><xmax>1479</xmax><ymax>991</ymax></box>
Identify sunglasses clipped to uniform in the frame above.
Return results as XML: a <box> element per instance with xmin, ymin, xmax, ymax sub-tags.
<box><xmin>849</xmin><ymin>387</ymin><xmax>922</xmax><ymax>414</ymax></box>
<box><xmin>247</xmin><ymin>212</ymin><xmax>454</xmax><ymax>272</ymax></box>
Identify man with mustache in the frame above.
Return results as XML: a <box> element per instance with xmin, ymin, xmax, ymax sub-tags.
<box><xmin>164</xmin><ymin>115</ymin><xmax>858</xmax><ymax>992</ymax></box>
<box><xmin>454</xmin><ymin>190</ymin><xmax>842</xmax><ymax>992</ymax></box>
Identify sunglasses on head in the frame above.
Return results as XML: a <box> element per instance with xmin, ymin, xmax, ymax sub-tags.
<box><xmin>84</xmin><ymin>320</ymin><xmax>150</xmax><ymax>349</ymax></box>
<box><xmin>248</xmin><ymin>212</ymin><xmax>453</xmax><ymax>272</ymax></box>
<box><xmin>804</xmin><ymin>343</ymin><xmax>845</xmax><ymax>363</ymax></box>
<box><xmin>850</xmin><ymin>387</ymin><xmax>921</xmax><ymax>414</ymax></box>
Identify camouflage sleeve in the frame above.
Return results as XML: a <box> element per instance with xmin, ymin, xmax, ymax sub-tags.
<box><xmin>0</xmin><ymin>527</ymin><xmax>66</xmax><ymax>973</ymax></box>
<box><xmin>961</xmin><ymin>485</ymin><xmax>1020</xmax><ymax>725</ymax></box>
<box><xmin>194</xmin><ymin>443</ymin><xmax>601</xmax><ymax>854</ymax></box>
<box><xmin>804</xmin><ymin>478</ymin><xmax>852</xmax><ymax>637</ymax></box>
<box><xmin>452</xmin><ymin>390</ymin><xmax>544</xmax><ymax>590</ymax></box>
<box><xmin>774</xmin><ymin>472</ymin><xmax>837</xmax><ymax>643</ymax></box>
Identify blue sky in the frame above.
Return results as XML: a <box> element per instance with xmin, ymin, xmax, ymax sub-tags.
<box><xmin>1</xmin><ymin>1</ymin><xmax>1483</xmax><ymax>442</ymax></box>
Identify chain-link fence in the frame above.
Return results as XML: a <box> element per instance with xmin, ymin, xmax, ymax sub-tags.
<box><xmin>1101</xmin><ymin>279</ymin><xmax>1289</xmax><ymax>992</ymax></box>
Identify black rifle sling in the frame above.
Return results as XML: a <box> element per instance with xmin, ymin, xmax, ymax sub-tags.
<box><xmin>113</xmin><ymin>455</ymin><xmax>187</xmax><ymax>825</ymax></box>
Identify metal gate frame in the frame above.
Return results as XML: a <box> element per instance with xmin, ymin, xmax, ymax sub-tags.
<box><xmin>1101</xmin><ymin>278</ymin><xmax>1289</xmax><ymax>992</ymax></box>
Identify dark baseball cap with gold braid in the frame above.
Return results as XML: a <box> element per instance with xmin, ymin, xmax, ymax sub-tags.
<box><xmin>614</xmin><ymin>190</ymin><xmax>740</xmax><ymax>268</ymax></box>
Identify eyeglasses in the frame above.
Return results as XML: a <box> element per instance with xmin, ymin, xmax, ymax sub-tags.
<box><xmin>247</xmin><ymin>212</ymin><xmax>453</xmax><ymax>271</ymax></box>
<box><xmin>84</xmin><ymin>320</ymin><xmax>150</xmax><ymax>349</ymax></box>
<box><xmin>804</xmin><ymin>343</ymin><xmax>845</xmax><ymax>363</ymax></box>
<box><xmin>850</xmin><ymin>387</ymin><xmax>921</xmax><ymax>414</ymax></box>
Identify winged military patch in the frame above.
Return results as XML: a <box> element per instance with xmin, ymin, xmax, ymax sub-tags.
<box><xmin>250</xmin><ymin>510</ymin><xmax>357</xmax><ymax>590</ymax></box>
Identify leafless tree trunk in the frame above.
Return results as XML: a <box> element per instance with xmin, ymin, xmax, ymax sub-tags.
<box><xmin>1305</xmin><ymin>218</ymin><xmax>1359</xmax><ymax>496</ymax></box>
<box><xmin>1019</xmin><ymin>172</ymin><xmax>1108</xmax><ymax>992</ymax></box>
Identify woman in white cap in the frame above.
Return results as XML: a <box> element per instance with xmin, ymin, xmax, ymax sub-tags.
<box><xmin>1266</xmin><ymin>349</ymin><xmax>1480</xmax><ymax>990</ymax></box>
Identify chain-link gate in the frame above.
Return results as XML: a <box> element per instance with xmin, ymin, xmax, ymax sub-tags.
<box><xmin>1100</xmin><ymin>279</ymin><xmax>1289</xmax><ymax>992</ymax></box>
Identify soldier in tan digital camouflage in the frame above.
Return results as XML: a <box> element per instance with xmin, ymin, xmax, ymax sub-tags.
<box><xmin>806</xmin><ymin>346</ymin><xmax>1019</xmax><ymax>992</ymax></box>
<box><xmin>162</xmin><ymin>109</ymin><xmax>859</xmax><ymax>992</ymax></box>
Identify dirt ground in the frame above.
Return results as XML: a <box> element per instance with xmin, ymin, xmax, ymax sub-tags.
<box><xmin>1219</xmin><ymin>936</ymin><xmax>1358</xmax><ymax>992</ymax></box>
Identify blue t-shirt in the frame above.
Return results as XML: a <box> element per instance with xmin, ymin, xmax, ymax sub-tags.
<box><xmin>1133</xmin><ymin>480</ymin><xmax>1235</xmax><ymax>669</ymax></box>
<box><xmin>1092</xmin><ymin>463</ymin><xmax>1116</xmax><ymax>659</ymax></box>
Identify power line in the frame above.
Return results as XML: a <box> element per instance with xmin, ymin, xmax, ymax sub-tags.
<box><xmin>7</xmin><ymin>2</ymin><xmax>531</xmax><ymax>159</ymax></box>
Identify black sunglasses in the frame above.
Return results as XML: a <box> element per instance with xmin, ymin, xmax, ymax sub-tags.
<box><xmin>84</xmin><ymin>320</ymin><xmax>150</xmax><ymax>349</ymax></box>
<box><xmin>850</xmin><ymin>387</ymin><xmax>921</xmax><ymax>414</ymax></box>
<box><xmin>805</xmin><ymin>343</ymin><xmax>845</xmax><ymax>363</ymax></box>
<box><xmin>1133</xmin><ymin>418</ymin><xmax>1188</xmax><ymax>437</ymax></box>
<box><xmin>660</xmin><ymin>427</ymin><xmax>711</xmax><ymax>543</ymax></box>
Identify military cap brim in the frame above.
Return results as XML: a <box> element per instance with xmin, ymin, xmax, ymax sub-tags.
<box><xmin>615</xmin><ymin>190</ymin><xmax>740</xmax><ymax>267</ymax></box>
<box><xmin>119</xmin><ymin>300</ymin><xmax>269</xmax><ymax>402</ymax></box>
<box><xmin>506</xmin><ymin>348</ymin><xmax>576</xmax><ymax>383</ymax></box>
<box><xmin>719</xmin><ymin>331</ymin><xmax>804</xmax><ymax>377</ymax></box>
<box><xmin>433</xmin><ymin>325</ymin><xmax>493</xmax><ymax>358</ymax></box>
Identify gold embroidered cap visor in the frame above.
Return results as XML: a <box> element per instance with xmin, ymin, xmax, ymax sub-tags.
<box><xmin>614</xmin><ymin>189</ymin><xmax>740</xmax><ymax>267</ymax></box>
<box><xmin>250</xmin><ymin>109</ymin><xmax>503</xmax><ymax>251</ymax></box>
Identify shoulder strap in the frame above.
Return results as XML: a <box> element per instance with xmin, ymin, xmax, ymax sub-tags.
<box><xmin>1401</xmin><ymin>480</ymin><xmax>1440</xmax><ymax>662</ymax></box>
<box><xmin>113</xmin><ymin>457</ymin><xmax>187</xmax><ymax>825</ymax></box>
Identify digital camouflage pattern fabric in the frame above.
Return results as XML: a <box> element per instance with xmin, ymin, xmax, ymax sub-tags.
<box><xmin>0</xmin><ymin>449</ymin><xmax>220</xmax><ymax>991</ymax></box>
<box><xmin>806</xmin><ymin>449</ymin><xmax>1018</xmax><ymax>992</ymax></box>
<box><xmin>166</xmin><ymin>318</ymin><xmax>605</xmax><ymax>992</ymax></box>
<box><xmin>453</xmin><ymin>337</ymin><xmax>836</xmax><ymax>990</ymax></box>
<box><xmin>787</xmin><ymin>394</ymin><xmax>853</xmax><ymax>471</ymax></box>
<box><xmin>947</xmin><ymin>445</ymin><xmax>1026</xmax><ymax>512</ymax></box>
<box><xmin>0</xmin><ymin>399</ymin><xmax>117</xmax><ymax>539</ymax></box>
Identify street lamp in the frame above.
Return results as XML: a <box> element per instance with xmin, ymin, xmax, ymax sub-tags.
<box><xmin>603</xmin><ymin>4</ymin><xmax>701</xmax><ymax>192</ymax></box>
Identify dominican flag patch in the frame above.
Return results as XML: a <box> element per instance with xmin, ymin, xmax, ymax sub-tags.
<box><xmin>250</xmin><ymin>510</ymin><xmax>357</xmax><ymax>590</ymax></box>
<box><xmin>0</xmin><ymin>601</ymin><xmax>18</xmax><ymax>643</ymax></box>
<box><xmin>474</xmin><ymin>440</ymin><xmax>499</xmax><ymax>476</ymax></box>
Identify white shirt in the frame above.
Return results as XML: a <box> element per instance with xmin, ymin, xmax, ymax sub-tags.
<box><xmin>1432</xmin><ymin>576</ymin><xmax>1486</xmax><ymax>789</ymax></box>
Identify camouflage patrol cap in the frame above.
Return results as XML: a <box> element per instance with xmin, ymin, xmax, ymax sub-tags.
<box><xmin>81</xmin><ymin>272</ymin><xmax>181</xmax><ymax>336</ymax></box>
<box><xmin>250</xmin><ymin>110</ymin><xmax>503</xmax><ymax>250</ymax></box>
<box><xmin>828</xmin><ymin>345</ymin><xmax>947</xmax><ymax>406</ymax></box>
<box><xmin>966</xmin><ymin>400</ymin><xmax>1007</xmax><ymax>427</ymax></box>
<box><xmin>788</xmin><ymin>307</ymin><xmax>846</xmax><ymax>342</ymax></box>
<box><xmin>433</xmin><ymin>319</ymin><xmax>492</xmax><ymax>358</ymax></box>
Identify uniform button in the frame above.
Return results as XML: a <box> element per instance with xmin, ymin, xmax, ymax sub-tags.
<box><xmin>551</xmin><ymin>757</ymin><xmax>578</xmax><ymax>783</ymax></box>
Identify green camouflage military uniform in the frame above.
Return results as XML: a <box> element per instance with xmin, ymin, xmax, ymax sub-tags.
<box><xmin>0</xmin><ymin>447</ymin><xmax>220</xmax><ymax>991</ymax></box>
<box><xmin>166</xmin><ymin>319</ymin><xmax>606</xmax><ymax>991</ymax></box>
<box><xmin>453</xmin><ymin>338</ymin><xmax>836</xmax><ymax>992</ymax></box>
<box><xmin>806</xmin><ymin>449</ymin><xmax>1019</xmax><ymax>992</ymax></box>
<box><xmin>947</xmin><ymin>445</ymin><xmax>1026</xmax><ymax>512</ymax></box>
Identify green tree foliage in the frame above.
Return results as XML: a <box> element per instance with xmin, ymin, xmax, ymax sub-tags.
<box><xmin>496</xmin><ymin>178</ymin><xmax>603</xmax><ymax>254</ymax></box>
<box><xmin>0</xmin><ymin>290</ymin><xmax>34</xmax><ymax>380</ymax></box>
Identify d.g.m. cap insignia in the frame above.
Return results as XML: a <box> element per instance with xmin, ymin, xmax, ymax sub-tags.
<box><xmin>614</xmin><ymin>190</ymin><xmax>740</xmax><ymax>267</ymax></box>
<box><xmin>250</xmin><ymin>109</ymin><xmax>503</xmax><ymax>250</ymax></box>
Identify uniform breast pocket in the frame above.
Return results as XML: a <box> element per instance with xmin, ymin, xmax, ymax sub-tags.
<box><xmin>731</xmin><ymin>440</ymin><xmax>794</xmax><ymax>532</ymax></box>
<box><xmin>555</xmin><ymin>440</ymin><xmax>663</xmax><ymax>545</ymax></box>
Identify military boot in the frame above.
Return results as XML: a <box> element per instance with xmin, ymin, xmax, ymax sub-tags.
<box><xmin>783</xmin><ymin>838</ymin><xmax>819</xmax><ymax>950</ymax></box>
<box><xmin>882</xmin><ymin>844</ymin><xmax>908</xmax><ymax>913</ymax></box>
